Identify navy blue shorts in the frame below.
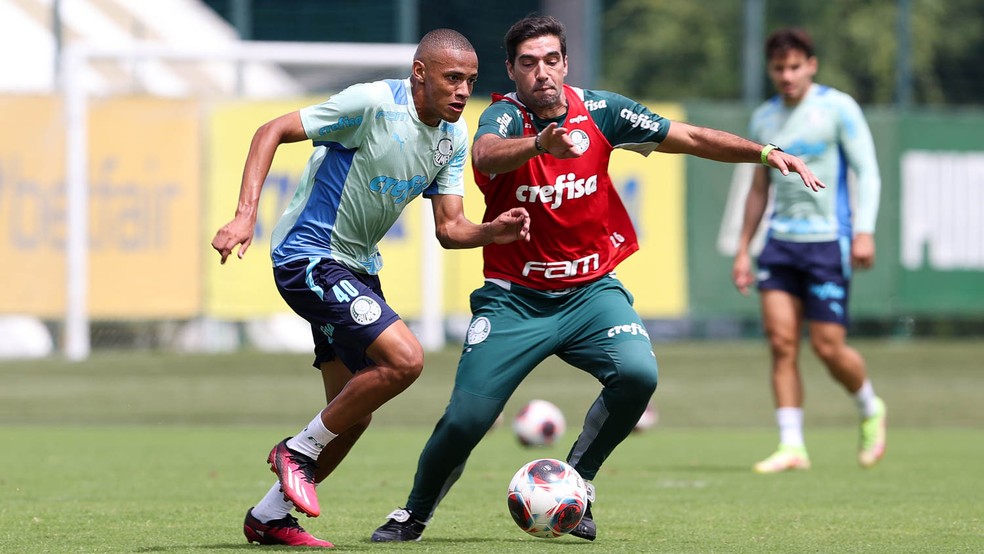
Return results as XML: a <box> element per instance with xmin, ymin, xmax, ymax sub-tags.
<box><xmin>756</xmin><ymin>238</ymin><xmax>852</xmax><ymax>326</ymax></box>
<box><xmin>274</xmin><ymin>258</ymin><xmax>401</xmax><ymax>372</ymax></box>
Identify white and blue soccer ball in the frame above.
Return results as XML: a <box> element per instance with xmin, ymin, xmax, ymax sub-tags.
<box><xmin>507</xmin><ymin>458</ymin><xmax>588</xmax><ymax>538</ymax></box>
<box><xmin>512</xmin><ymin>399</ymin><xmax>566</xmax><ymax>447</ymax></box>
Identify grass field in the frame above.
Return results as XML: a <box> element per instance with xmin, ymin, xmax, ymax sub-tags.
<box><xmin>2</xmin><ymin>340</ymin><xmax>982</xmax><ymax>552</ymax></box>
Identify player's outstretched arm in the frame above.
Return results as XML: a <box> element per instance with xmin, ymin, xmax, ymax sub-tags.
<box><xmin>430</xmin><ymin>194</ymin><xmax>530</xmax><ymax>249</ymax></box>
<box><xmin>657</xmin><ymin>121</ymin><xmax>825</xmax><ymax>192</ymax></box>
<box><xmin>211</xmin><ymin>111</ymin><xmax>308</xmax><ymax>264</ymax></box>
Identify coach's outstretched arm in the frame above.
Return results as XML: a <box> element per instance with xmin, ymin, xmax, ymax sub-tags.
<box><xmin>657</xmin><ymin>121</ymin><xmax>826</xmax><ymax>192</ymax></box>
<box><xmin>472</xmin><ymin>122</ymin><xmax>581</xmax><ymax>176</ymax></box>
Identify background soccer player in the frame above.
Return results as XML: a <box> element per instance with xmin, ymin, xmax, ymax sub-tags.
<box><xmin>211</xmin><ymin>29</ymin><xmax>529</xmax><ymax>547</ymax></box>
<box><xmin>731</xmin><ymin>27</ymin><xmax>886</xmax><ymax>474</ymax></box>
<box><xmin>373</xmin><ymin>15</ymin><xmax>824</xmax><ymax>543</ymax></box>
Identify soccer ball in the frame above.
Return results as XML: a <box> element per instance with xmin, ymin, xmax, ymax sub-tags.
<box><xmin>506</xmin><ymin>458</ymin><xmax>588</xmax><ymax>538</ymax></box>
<box><xmin>512</xmin><ymin>399</ymin><xmax>565</xmax><ymax>446</ymax></box>
<box><xmin>634</xmin><ymin>402</ymin><xmax>660</xmax><ymax>432</ymax></box>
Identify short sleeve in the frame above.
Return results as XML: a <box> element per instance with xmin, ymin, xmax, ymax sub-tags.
<box><xmin>299</xmin><ymin>82</ymin><xmax>383</xmax><ymax>148</ymax></box>
<box><xmin>474</xmin><ymin>100</ymin><xmax>525</xmax><ymax>140</ymax></box>
<box><xmin>425</xmin><ymin>120</ymin><xmax>469</xmax><ymax>197</ymax></box>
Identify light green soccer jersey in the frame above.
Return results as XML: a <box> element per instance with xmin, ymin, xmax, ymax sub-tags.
<box><xmin>751</xmin><ymin>83</ymin><xmax>881</xmax><ymax>242</ymax></box>
<box><xmin>270</xmin><ymin>78</ymin><xmax>468</xmax><ymax>274</ymax></box>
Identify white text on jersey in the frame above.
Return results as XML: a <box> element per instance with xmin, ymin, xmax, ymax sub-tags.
<box><xmin>619</xmin><ymin>109</ymin><xmax>661</xmax><ymax>132</ymax></box>
<box><xmin>496</xmin><ymin>113</ymin><xmax>513</xmax><ymax>137</ymax></box>
<box><xmin>523</xmin><ymin>253</ymin><xmax>600</xmax><ymax>279</ymax></box>
<box><xmin>515</xmin><ymin>173</ymin><xmax>598</xmax><ymax>209</ymax></box>
<box><xmin>584</xmin><ymin>99</ymin><xmax>608</xmax><ymax>111</ymax></box>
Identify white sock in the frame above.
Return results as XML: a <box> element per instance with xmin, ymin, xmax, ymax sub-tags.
<box><xmin>252</xmin><ymin>480</ymin><xmax>322</xmax><ymax>523</ymax></box>
<box><xmin>251</xmin><ymin>482</ymin><xmax>295</xmax><ymax>523</ymax></box>
<box><xmin>854</xmin><ymin>380</ymin><xmax>878</xmax><ymax>418</ymax></box>
<box><xmin>776</xmin><ymin>407</ymin><xmax>805</xmax><ymax>447</ymax></box>
<box><xmin>286</xmin><ymin>413</ymin><xmax>338</xmax><ymax>460</ymax></box>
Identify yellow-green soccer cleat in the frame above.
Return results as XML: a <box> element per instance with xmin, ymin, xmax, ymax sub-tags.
<box><xmin>753</xmin><ymin>444</ymin><xmax>811</xmax><ymax>474</ymax></box>
<box><xmin>858</xmin><ymin>397</ymin><xmax>887</xmax><ymax>468</ymax></box>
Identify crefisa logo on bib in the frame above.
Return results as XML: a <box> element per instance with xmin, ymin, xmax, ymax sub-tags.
<box><xmin>434</xmin><ymin>137</ymin><xmax>453</xmax><ymax>166</ymax></box>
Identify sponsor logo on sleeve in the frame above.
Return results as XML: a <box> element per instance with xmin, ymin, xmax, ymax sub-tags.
<box><xmin>318</xmin><ymin>115</ymin><xmax>363</xmax><ymax>136</ymax></box>
<box><xmin>619</xmin><ymin>108</ymin><xmax>661</xmax><ymax>132</ymax></box>
<box><xmin>496</xmin><ymin>113</ymin><xmax>513</xmax><ymax>137</ymax></box>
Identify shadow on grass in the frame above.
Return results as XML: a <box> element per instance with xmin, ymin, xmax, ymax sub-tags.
<box><xmin>136</xmin><ymin>535</ymin><xmax>596</xmax><ymax>551</ymax></box>
<box><xmin>136</xmin><ymin>546</ymin><xmax>254</xmax><ymax>552</ymax></box>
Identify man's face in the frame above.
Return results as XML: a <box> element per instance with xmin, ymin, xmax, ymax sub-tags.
<box><xmin>414</xmin><ymin>48</ymin><xmax>478</xmax><ymax>126</ymax></box>
<box><xmin>506</xmin><ymin>35</ymin><xmax>568</xmax><ymax>111</ymax></box>
<box><xmin>767</xmin><ymin>49</ymin><xmax>817</xmax><ymax>105</ymax></box>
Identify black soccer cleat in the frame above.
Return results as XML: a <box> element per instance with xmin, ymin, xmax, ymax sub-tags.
<box><xmin>371</xmin><ymin>508</ymin><xmax>427</xmax><ymax>542</ymax></box>
<box><xmin>570</xmin><ymin>501</ymin><xmax>596</xmax><ymax>541</ymax></box>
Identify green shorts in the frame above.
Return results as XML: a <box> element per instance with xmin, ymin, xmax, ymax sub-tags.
<box><xmin>454</xmin><ymin>275</ymin><xmax>657</xmax><ymax>399</ymax></box>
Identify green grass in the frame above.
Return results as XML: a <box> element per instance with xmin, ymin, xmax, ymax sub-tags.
<box><xmin>1</xmin><ymin>340</ymin><xmax>982</xmax><ymax>552</ymax></box>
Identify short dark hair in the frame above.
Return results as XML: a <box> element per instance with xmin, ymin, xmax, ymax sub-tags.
<box><xmin>415</xmin><ymin>28</ymin><xmax>475</xmax><ymax>62</ymax></box>
<box><xmin>504</xmin><ymin>14</ymin><xmax>566</xmax><ymax>64</ymax></box>
<box><xmin>765</xmin><ymin>27</ymin><xmax>815</xmax><ymax>60</ymax></box>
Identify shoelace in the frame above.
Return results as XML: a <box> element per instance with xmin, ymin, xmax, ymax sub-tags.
<box><xmin>385</xmin><ymin>508</ymin><xmax>412</xmax><ymax>522</ymax></box>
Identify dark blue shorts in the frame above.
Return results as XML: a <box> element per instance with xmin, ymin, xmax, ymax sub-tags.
<box><xmin>274</xmin><ymin>258</ymin><xmax>401</xmax><ymax>372</ymax></box>
<box><xmin>756</xmin><ymin>238</ymin><xmax>852</xmax><ymax>326</ymax></box>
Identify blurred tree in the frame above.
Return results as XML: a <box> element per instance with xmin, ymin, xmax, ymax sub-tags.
<box><xmin>602</xmin><ymin>0</ymin><xmax>744</xmax><ymax>102</ymax></box>
<box><xmin>925</xmin><ymin>0</ymin><xmax>984</xmax><ymax>105</ymax></box>
<box><xmin>601</xmin><ymin>0</ymin><xmax>984</xmax><ymax>106</ymax></box>
<box><xmin>202</xmin><ymin>0</ymin><xmax>535</xmax><ymax>95</ymax></box>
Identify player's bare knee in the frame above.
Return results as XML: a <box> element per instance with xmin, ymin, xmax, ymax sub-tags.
<box><xmin>809</xmin><ymin>335</ymin><xmax>840</xmax><ymax>363</ymax></box>
<box><xmin>378</xmin><ymin>339</ymin><xmax>424</xmax><ymax>382</ymax></box>
<box><xmin>400</xmin><ymin>350</ymin><xmax>425</xmax><ymax>382</ymax></box>
<box><xmin>388</xmin><ymin>353</ymin><xmax>424</xmax><ymax>389</ymax></box>
<box><xmin>767</xmin><ymin>331</ymin><xmax>798</xmax><ymax>359</ymax></box>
